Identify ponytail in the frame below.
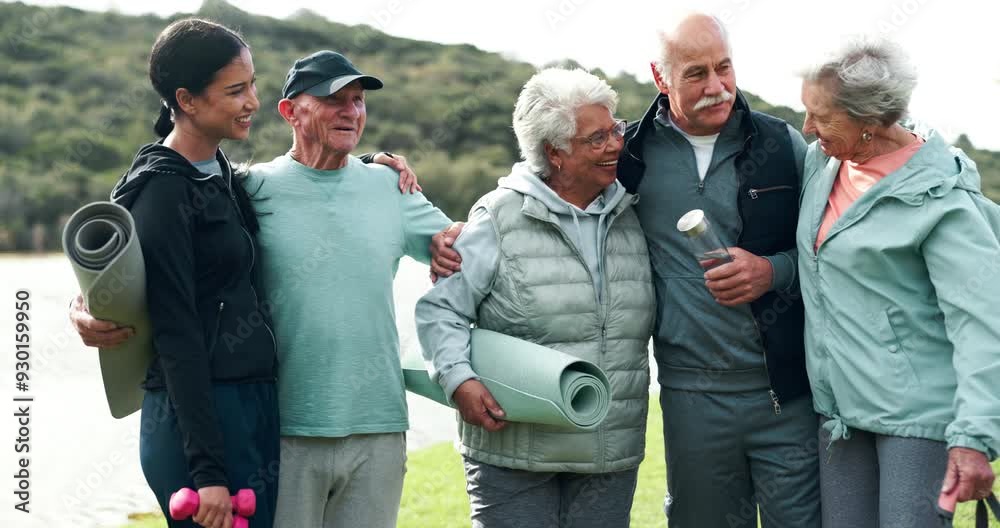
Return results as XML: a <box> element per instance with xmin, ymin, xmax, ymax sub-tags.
<box><xmin>154</xmin><ymin>103</ymin><xmax>174</xmax><ymax>137</ymax></box>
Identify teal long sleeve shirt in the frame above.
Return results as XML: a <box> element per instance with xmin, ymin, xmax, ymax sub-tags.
<box><xmin>247</xmin><ymin>154</ymin><xmax>451</xmax><ymax>437</ymax></box>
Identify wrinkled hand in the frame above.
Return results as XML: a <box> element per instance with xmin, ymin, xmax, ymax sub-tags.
<box><xmin>373</xmin><ymin>152</ymin><xmax>421</xmax><ymax>194</ymax></box>
<box><xmin>429</xmin><ymin>222</ymin><xmax>465</xmax><ymax>283</ymax></box>
<box><xmin>194</xmin><ymin>486</ymin><xmax>233</xmax><ymax>528</ymax></box>
<box><xmin>452</xmin><ymin>379</ymin><xmax>506</xmax><ymax>432</ymax></box>
<box><xmin>703</xmin><ymin>247</ymin><xmax>773</xmax><ymax>306</ymax></box>
<box><xmin>940</xmin><ymin>447</ymin><xmax>995</xmax><ymax>503</ymax></box>
<box><xmin>69</xmin><ymin>293</ymin><xmax>133</xmax><ymax>348</ymax></box>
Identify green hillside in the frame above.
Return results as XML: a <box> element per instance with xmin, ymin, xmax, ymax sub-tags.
<box><xmin>2</xmin><ymin>0</ymin><xmax>998</xmax><ymax>250</ymax></box>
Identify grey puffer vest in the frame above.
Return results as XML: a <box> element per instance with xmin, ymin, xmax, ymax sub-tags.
<box><xmin>459</xmin><ymin>188</ymin><xmax>655</xmax><ymax>473</ymax></box>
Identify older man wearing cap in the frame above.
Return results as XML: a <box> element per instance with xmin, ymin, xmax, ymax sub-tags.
<box><xmin>239</xmin><ymin>50</ymin><xmax>452</xmax><ymax>527</ymax></box>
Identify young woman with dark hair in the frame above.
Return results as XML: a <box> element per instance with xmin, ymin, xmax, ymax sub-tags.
<box><xmin>111</xmin><ymin>19</ymin><xmax>279</xmax><ymax>528</ymax></box>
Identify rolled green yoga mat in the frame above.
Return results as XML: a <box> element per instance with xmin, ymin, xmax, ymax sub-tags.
<box><xmin>403</xmin><ymin>328</ymin><xmax>611</xmax><ymax>430</ymax></box>
<box><xmin>62</xmin><ymin>201</ymin><xmax>152</xmax><ymax>419</ymax></box>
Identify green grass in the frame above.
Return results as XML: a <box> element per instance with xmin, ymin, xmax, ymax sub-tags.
<box><xmin>119</xmin><ymin>512</ymin><xmax>165</xmax><ymax>528</ymax></box>
<box><xmin>120</xmin><ymin>397</ymin><xmax>998</xmax><ymax>527</ymax></box>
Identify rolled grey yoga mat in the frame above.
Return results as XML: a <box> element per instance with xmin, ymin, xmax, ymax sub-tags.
<box><xmin>62</xmin><ymin>201</ymin><xmax>152</xmax><ymax>418</ymax></box>
<box><xmin>403</xmin><ymin>328</ymin><xmax>611</xmax><ymax>430</ymax></box>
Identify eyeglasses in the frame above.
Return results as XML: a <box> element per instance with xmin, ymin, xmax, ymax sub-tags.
<box><xmin>572</xmin><ymin>119</ymin><xmax>627</xmax><ymax>150</ymax></box>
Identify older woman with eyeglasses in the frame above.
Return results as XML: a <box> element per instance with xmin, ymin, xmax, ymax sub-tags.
<box><xmin>415</xmin><ymin>68</ymin><xmax>655</xmax><ymax>527</ymax></box>
<box><xmin>797</xmin><ymin>38</ymin><xmax>1000</xmax><ymax>527</ymax></box>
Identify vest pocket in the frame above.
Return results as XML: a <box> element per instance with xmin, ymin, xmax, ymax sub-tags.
<box><xmin>747</xmin><ymin>185</ymin><xmax>795</xmax><ymax>200</ymax></box>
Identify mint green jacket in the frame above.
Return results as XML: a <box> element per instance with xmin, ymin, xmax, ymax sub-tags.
<box><xmin>797</xmin><ymin>123</ymin><xmax>1000</xmax><ymax>458</ymax></box>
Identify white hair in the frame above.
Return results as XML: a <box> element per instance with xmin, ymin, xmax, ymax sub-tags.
<box><xmin>653</xmin><ymin>13</ymin><xmax>732</xmax><ymax>83</ymax></box>
<box><xmin>801</xmin><ymin>37</ymin><xmax>918</xmax><ymax>126</ymax></box>
<box><xmin>512</xmin><ymin>68</ymin><xmax>618</xmax><ymax>178</ymax></box>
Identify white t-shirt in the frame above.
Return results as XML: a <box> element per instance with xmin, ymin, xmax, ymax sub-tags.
<box><xmin>667</xmin><ymin>113</ymin><xmax>720</xmax><ymax>182</ymax></box>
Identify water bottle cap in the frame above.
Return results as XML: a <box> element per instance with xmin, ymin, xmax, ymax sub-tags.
<box><xmin>677</xmin><ymin>209</ymin><xmax>707</xmax><ymax>237</ymax></box>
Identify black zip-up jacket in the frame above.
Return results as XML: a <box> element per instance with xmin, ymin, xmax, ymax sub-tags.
<box><xmin>111</xmin><ymin>143</ymin><xmax>278</xmax><ymax>488</ymax></box>
<box><xmin>616</xmin><ymin>91</ymin><xmax>810</xmax><ymax>405</ymax></box>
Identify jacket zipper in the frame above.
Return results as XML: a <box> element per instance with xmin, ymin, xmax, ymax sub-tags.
<box><xmin>733</xmin><ymin>135</ymin><xmax>782</xmax><ymax>415</ymax></box>
<box><xmin>219</xmin><ymin>155</ymin><xmax>279</xmax><ymax>368</ymax></box>
<box><xmin>748</xmin><ymin>185</ymin><xmax>795</xmax><ymax>200</ymax></box>
<box><xmin>533</xmin><ymin>204</ymin><xmax>624</xmax><ymax>471</ymax></box>
<box><xmin>768</xmin><ymin>388</ymin><xmax>782</xmax><ymax>415</ymax></box>
<box><xmin>599</xmin><ymin>207</ymin><xmax>622</xmax><ymax>354</ymax></box>
<box><xmin>236</xmin><ymin>206</ymin><xmax>279</xmax><ymax>364</ymax></box>
<box><xmin>684</xmin><ymin>141</ymin><xmax>706</xmax><ymax>195</ymax></box>
<box><xmin>246</xmin><ymin>238</ymin><xmax>278</xmax><ymax>354</ymax></box>
<box><xmin>751</xmin><ymin>315</ymin><xmax>782</xmax><ymax>415</ymax></box>
<box><xmin>597</xmin><ymin>211</ymin><xmax>616</xmax><ymax>473</ymax></box>
<box><xmin>207</xmin><ymin>301</ymin><xmax>225</xmax><ymax>357</ymax></box>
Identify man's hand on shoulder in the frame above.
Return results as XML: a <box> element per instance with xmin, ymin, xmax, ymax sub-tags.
<box><xmin>371</xmin><ymin>152</ymin><xmax>421</xmax><ymax>194</ymax></box>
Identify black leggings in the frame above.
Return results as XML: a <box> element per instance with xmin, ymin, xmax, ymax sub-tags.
<box><xmin>139</xmin><ymin>382</ymin><xmax>280</xmax><ymax>528</ymax></box>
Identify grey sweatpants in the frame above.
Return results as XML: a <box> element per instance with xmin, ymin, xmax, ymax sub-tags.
<box><xmin>273</xmin><ymin>433</ymin><xmax>406</xmax><ymax>528</ymax></box>
<box><xmin>462</xmin><ymin>456</ymin><xmax>640</xmax><ymax>527</ymax></box>
<box><xmin>818</xmin><ymin>419</ymin><xmax>949</xmax><ymax>528</ymax></box>
<box><xmin>660</xmin><ymin>389</ymin><xmax>821</xmax><ymax>528</ymax></box>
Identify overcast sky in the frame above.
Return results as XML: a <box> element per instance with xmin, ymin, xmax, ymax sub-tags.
<box><xmin>11</xmin><ymin>0</ymin><xmax>1000</xmax><ymax>148</ymax></box>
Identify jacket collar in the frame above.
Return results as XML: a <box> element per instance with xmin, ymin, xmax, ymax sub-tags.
<box><xmin>809</xmin><ymin>122</ymin><xmax>977</xmax><ymax>203</ymax></box>
<box><xmin>805</xmin><ymin>123</ymin><xmax>981</xmax><ymax>250</ymax></box>
<box><xmin>520</xmin><ymin>192</ymin><xmax>638</xmax><ymax>226</ymax></box>
<box><xmin>110</xmin><ymin>141</ymin><xmax>234</xmax><ymax>209</ymax></box>
<box><xmin>625</xmin><ymin>89</ymin><xmax>757</xmax><ymax>164</ymax></box>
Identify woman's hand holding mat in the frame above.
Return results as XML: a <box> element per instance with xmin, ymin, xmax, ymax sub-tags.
<box><xmin>452</xmin><ymin>379</ymin><xmax>507</xmax><ymax>432</ymax></box>
<box><xmin>62</xmin><ymin>201</ymin><xmax>153</xmax><ymax>418</ymax></box>
<box><xmin>403</xmin><ymin>329</ymin><xmax>612</xmax><ymax>430</ymax></box>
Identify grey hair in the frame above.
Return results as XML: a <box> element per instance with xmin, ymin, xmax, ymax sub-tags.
<box><xmin>801</xmin><ymin>37</ymin><xmax>918</xmax><ymax>127</ymax></box>
<box><xmin>653</xmin><ymin>13</ymin><xmax>732</xmax><ymax>83</ymax></box>
<box><xmin>512</xmin><ymin>68</ymin><xmax>618</xmax><ymax>179</ymax></box>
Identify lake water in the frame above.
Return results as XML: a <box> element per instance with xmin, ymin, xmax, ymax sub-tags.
<box><xmin>0</xmin><ymin>254</ymin><xmax>655</xmax><ymax>527</ymax></box>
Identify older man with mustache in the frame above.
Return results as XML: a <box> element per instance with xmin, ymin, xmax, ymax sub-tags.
<box><xmin>615</xmin><ymin>13</ymin><xmax>819</xmax><ymax>527</ymax></box>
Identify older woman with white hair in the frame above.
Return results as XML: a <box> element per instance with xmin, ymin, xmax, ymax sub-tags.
<box><xmin>415</xmin><ymin>68</ymin><xmax>655</xmax><ymax>527</ymax></box>
<box><xmin>797</xmin><ymin>38</ymin><xmax>1000</xmax><ymax>527</ymax></box>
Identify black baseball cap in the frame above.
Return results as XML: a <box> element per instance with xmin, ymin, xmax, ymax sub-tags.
<box><xmin>282</xmin><ymin>50</ymin><xmax>383</xmax><ymax>99</ymax></box>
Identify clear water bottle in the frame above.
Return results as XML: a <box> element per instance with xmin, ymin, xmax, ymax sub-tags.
<box><xmin>676</xmin><ymin>209</ymin><xmax>733</xmax><ymax>270</ymax></box>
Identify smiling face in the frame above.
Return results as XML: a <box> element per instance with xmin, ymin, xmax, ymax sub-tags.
<box><xmin>652</xmin><ymin>16</ymin><xmax>736</xmax><ymax>136</ymax></box>
<box><xmin>290</xmin><ymin>80</ymin><xmax>367</xmax><ymax>155</ymax></box>
<box><xmin>801</xmin><ymin>80</ymin><xmax>867</xmax><ymax>160</ymax></box>
<box><xmin>549</xmin><ymin>103</ymin><xmax>623</xmax><ymax>197</ymax></box>
<box><xmin>183</xmin><ymin>47</ymin><xmax>259</xmax><ymax>141</ymax></box>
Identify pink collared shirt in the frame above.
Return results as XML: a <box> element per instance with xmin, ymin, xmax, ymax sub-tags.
<box><xmin>815</xmin><ymin>135</ymin><xmax>925</xmax><ymax>251</ymax></box>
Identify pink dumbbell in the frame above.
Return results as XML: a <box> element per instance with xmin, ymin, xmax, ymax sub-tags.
<box><xmin>230</xmin><ymin>489</ymin><xmax>256</xmax><ymax>517</ymax></box>
<box><xmin>169</xmin><ymin>487</ymin><xmax>256</xmax><ymax>526</ymax></box>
